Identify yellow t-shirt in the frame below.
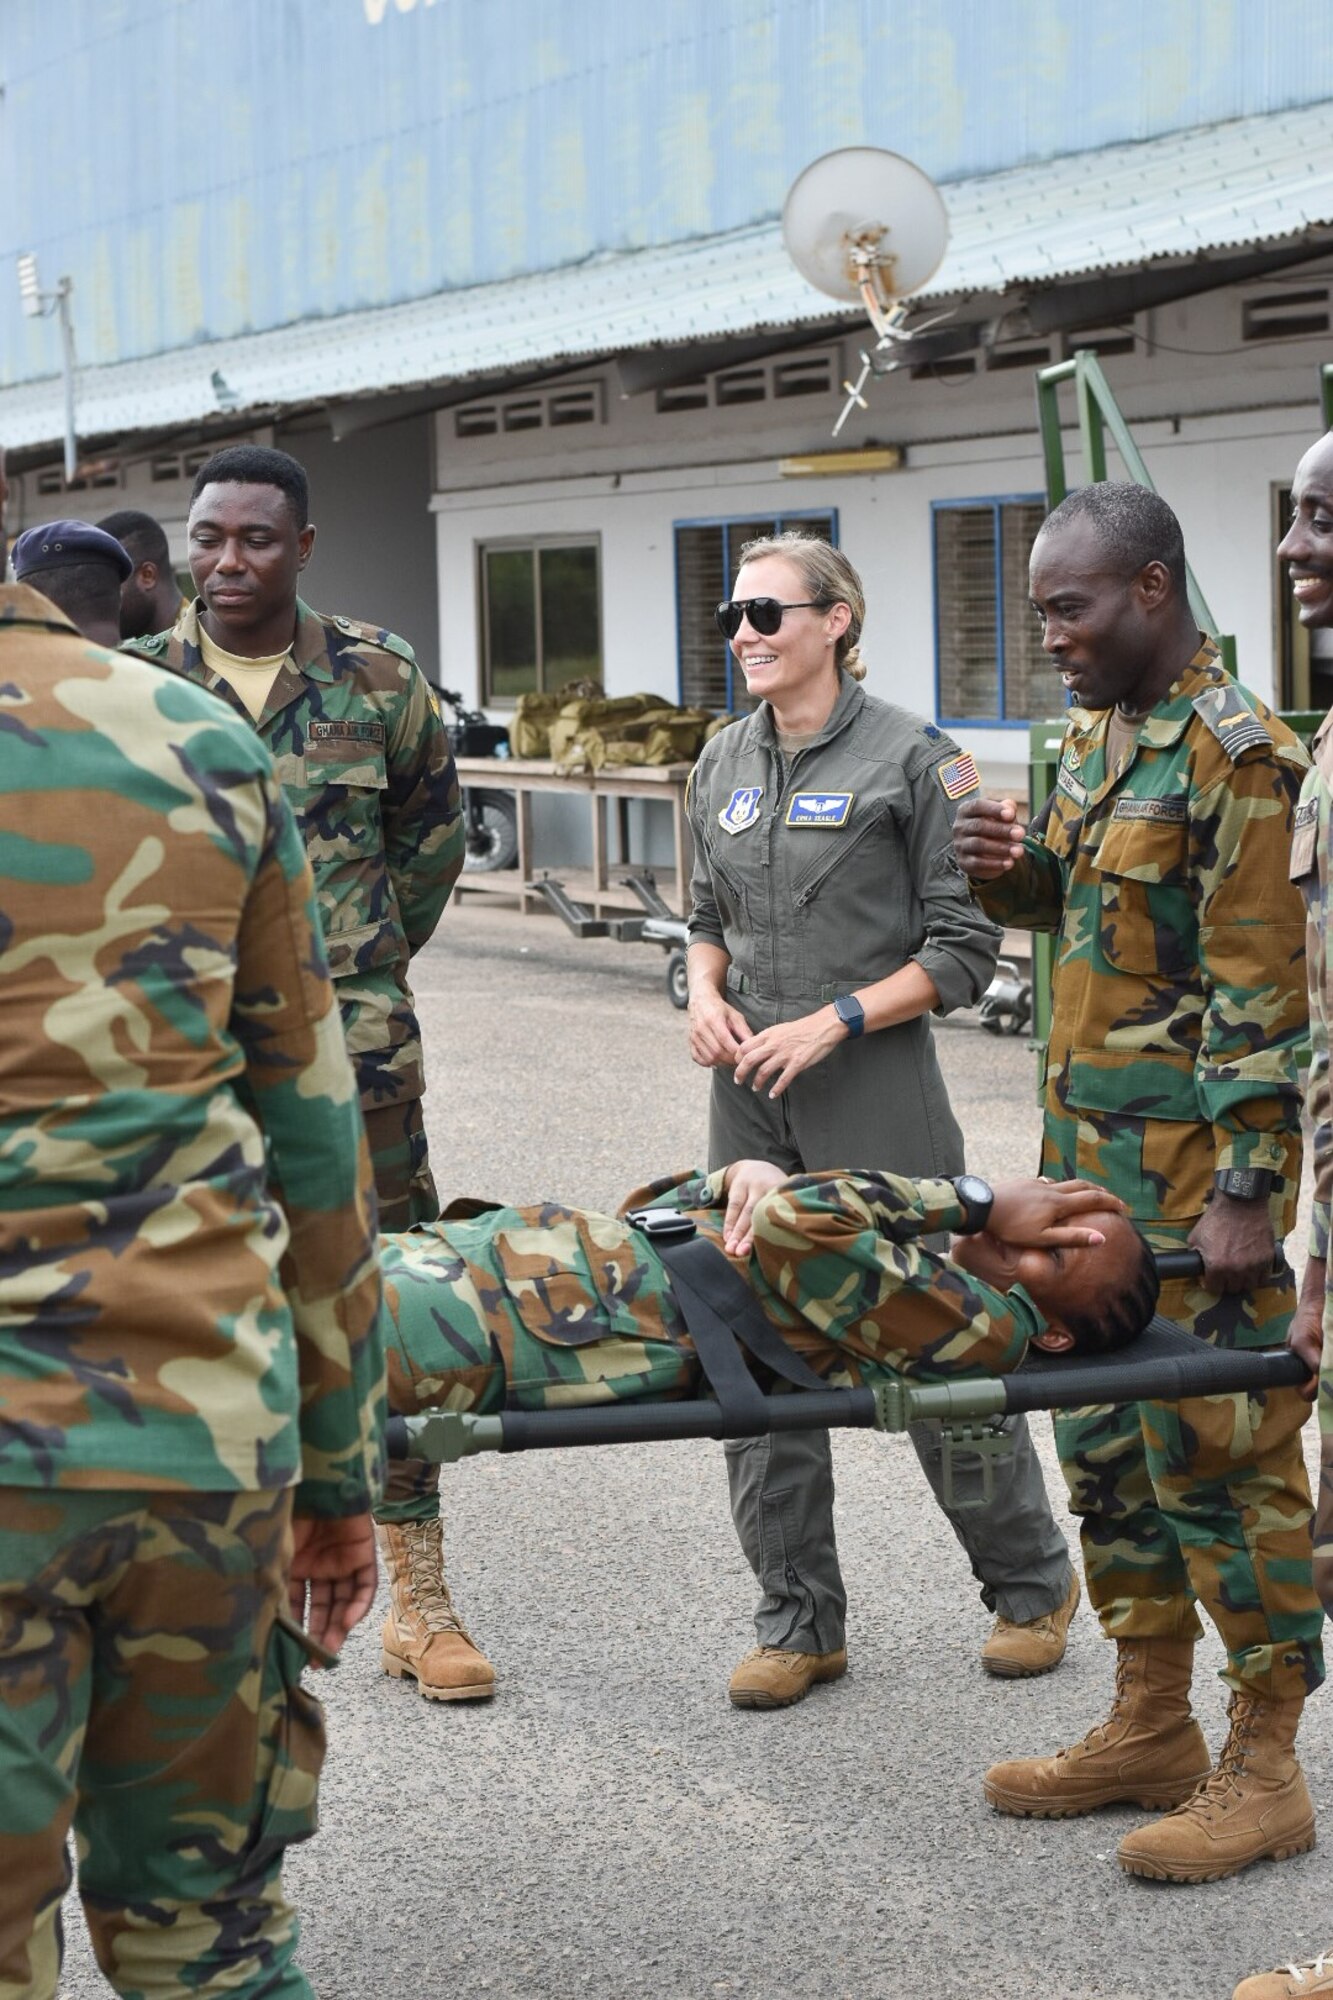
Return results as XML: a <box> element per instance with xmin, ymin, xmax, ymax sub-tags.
<box><xmin>198</xmin><ymin>626</ymin><xmax>290</xmax><ymax>722</ymax></box>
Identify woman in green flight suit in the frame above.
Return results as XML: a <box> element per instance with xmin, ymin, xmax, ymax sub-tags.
<box><xmin>686</xmin><ymin>531</ymin><xmax>1077</xmax><ymax>1706</ymax></box>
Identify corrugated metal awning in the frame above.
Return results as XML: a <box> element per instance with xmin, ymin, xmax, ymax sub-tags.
<box><xmin>4</xmin><ymin>98</ymin><xmax>1333</xmax><ymax>452</ymax></box>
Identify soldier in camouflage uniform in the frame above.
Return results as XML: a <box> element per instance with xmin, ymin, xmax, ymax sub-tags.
<box><xmin>1234</xmin><ymin>430</ymin><xmax>1333</xmax><ymax>2000</ymax></box>
<box><xmin>377</xmin><ymin>1162</ymin><xmax>1155</xmax><ymax>1438</ymax></box>
<box><xmin>955</xmin><ymin>482</ymin><xmax>1322</xmax><ymax>1887</ymax></box>
<box><xmin>123</xmin><ymin>443</ymin><xmax>491</xmax><ymax>1704</ymax></box>
<box><xmin>0</xmin><ymin>500</ymin><xmax>386</xmax><ymax>1999</ymax></box>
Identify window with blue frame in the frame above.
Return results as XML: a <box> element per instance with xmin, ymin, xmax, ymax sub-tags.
<box><xmin>675</xmin><ymin>511</ymin><xmax>837</xmax><ymax>711</ymax></box>
<box><xmin>933</xmin><ymin>496</ymin><xmax>1051</xmax><ymax>726</ymax></box>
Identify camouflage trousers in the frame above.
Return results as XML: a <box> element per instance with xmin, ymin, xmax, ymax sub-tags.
<box><xmin>0</xmin><ymin>1487</ymin><xmax>324</xmax><ymax>2000</ymax></box>
<box><xmin>361</xmin><ymin>1097</ymin><xmax>438</xmax><ymax>1234</ymax></box>
<box><xmin>1055</xmin><ymin>1385</ymin><xmax>1322</xmax><ymax>1700</ymax></box>
<box><xmin>364</xmin><ymin>1098</ymin><xmax>441</xmax><ymax>1521</ymax></box>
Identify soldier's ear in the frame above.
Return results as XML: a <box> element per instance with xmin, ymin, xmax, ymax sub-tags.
<box><xmin>1134</xmin><ymin>559</ymin><xmax>1172</xmax><ymax>612</ymax></box>
<box><xmin>297</xmin><ymin>522</ymin><xmax>316</xmax><ymax>571</ymax></box>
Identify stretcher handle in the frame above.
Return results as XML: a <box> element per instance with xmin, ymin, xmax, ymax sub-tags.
<box><xmin>999</xmin><ymin>1334</ymin><xmax>1306</xmax><ymax>1415</ymax></box>
<box><xmin>383</xmin><ymin>1390</ymin><xmax>877</xmax><ymax>1460</ymax></box>
<box><xmin>1153</xmin><ymin>1249</ymin><xmax>1291</xmax><ymax>1282</ymax></box>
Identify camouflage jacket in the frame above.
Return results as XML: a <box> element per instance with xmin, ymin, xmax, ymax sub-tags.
<box><xmin>379</xmin><ymin>1166</ymin><xmax>1040</xmax><ymax>1419</ymax></box>
<box><xmin>0</xmin><ymin>585</ymin><xmax>387</xmax><ymax>1513</ymax></box>
<box><xmin>126</xmin><ymin>598</ymin><xmax>464</xmax><ymax>1110</ymax></box>
<box><xmin>975</xmin><ymin>641</ymin><xmax>1309</xmax><ymax>1343</ymax></box>
<box><xmin>1292</xmin><ymin>713</ymin><xmax>1333</xmax><ymax>1262</ymax></box>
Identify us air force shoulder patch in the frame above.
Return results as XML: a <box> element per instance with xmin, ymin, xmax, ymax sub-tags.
<box><xmin>936</xmin><ymin>752</ymin><xmax>980</xmax><ymax>801</ymax></box>
<box><xmin>785</xmin><ymin>791</ymin><xmax>853</xmax><ymax>828</ymax></box>
<box><xmin>718</xmin><ymin>785</ymin><xmax>763</xmax><ymax>834</ymax></box>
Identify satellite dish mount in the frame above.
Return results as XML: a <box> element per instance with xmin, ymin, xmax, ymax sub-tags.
<box><xmin>781</xmin><ymin>147</ymin><xmax>951</xmax><ymax>432</ymax></box>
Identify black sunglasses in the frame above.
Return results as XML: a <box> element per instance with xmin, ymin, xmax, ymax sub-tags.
<box><xmin>714</xmin><ymin>596</ymin><xmax>827</xmax><ymax>639</ymax></box>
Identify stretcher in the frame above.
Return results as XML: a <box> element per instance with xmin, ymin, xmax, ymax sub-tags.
<box><xmin>384</xmin><ymin>1241</ymin><xmax>1309</xmax><ymax>1497</ymax></box>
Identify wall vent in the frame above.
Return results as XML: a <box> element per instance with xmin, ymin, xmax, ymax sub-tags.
<box><xmin>454</xmin><ymin>381</ymin><xmax>605</xmax><ymax>439</ymax></box>
<box><xmin>1242</xmin><ymin>288</ymin><xmax>1331</xmax><ymax>343</ymax></box>
<box><xmin>1062</xmin><ymin>325</ymin><xmax>1137</xmax><ymax>360</ymax></box>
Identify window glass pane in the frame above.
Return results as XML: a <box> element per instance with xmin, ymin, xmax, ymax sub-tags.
<box><xmin>935</xmin><ymin>507</ymin><xmax>1000</xmax><ymax>720</ymax></box>
<box><xmin>677</xmin><ymin>526</ymin><xmax>731</xmax><ymax>711</ymax></box>
<box><xmin>538</xmin><ymin>544</ymin><xmax>601</xmax><ymax>688</ymax></box>
<box><xmin>1000</xmin><ymin>500</ymin><xmax>1056</xmax><ymax>721</ymax></box>
<box><xmin>484</xmin><ymin>548</ymin><xmax>537</xmax><ymax>700</ymax></box>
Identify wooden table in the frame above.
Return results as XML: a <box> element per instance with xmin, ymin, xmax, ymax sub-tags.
<box><xmin>452</xmin><ymin>757</ymin><xmax>695</xmax><ymax>917</ymax></box>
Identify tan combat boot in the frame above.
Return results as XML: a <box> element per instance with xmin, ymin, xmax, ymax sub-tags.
<box><xmin>983</xmin><ymin>1636</ymin><xmax>1210</xmax><ymax>1817</ymax></box>
<box><xmin>377</xmin><ymin>1519</ymin><xmax>495</xmax><ymax>1702</ymax></box>
<box><xmin>728</xmin><ymin>1646</ymin><xmax>848</xmax><ymax>1709</ymax></box>
<box><xmin>1233</xmin><ymin>1948</ymin><xmax>1333</xmax><ymax>1998</ymax></box>
<box><xmin>1117</xmin><ymin>1691</ymin><xmax>1314</xmax><ymax>1882</ymax></box>
<box><xmin>981</xmin><ymin>1569</ymin><xmax>1080</xmax><ymax>1678</ymax></box>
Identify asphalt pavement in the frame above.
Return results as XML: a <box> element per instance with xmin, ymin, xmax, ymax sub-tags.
<box><xmin>59</xmin><ymin>898</ymin><xmax>1329</xmax><ymax>2000</ymax></box>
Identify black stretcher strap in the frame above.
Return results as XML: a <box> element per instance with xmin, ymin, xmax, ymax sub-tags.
<box><xmin>650</xmin><ymin>1232</ymin><xmax>832</xmax><ymax>1394</ymax></box>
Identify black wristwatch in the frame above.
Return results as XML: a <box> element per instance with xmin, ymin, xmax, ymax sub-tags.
<box><xmin>951</xmin><ymin>1173</ymin><xmax>995</xmax><ymax>1235</ymax></box>
<box><xmin>1213</xmin><ymin>1168</ymin><xmax>1276</xmax><ymax>1202</ymax></box>
<box><xmin>833</xmin><ymin>994</ymin><xmax>866</xmax><ymax>1040</ymax></box>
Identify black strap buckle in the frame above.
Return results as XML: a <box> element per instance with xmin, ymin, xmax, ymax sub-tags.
<box><xmin>625</xmin><ymin>1208</ymin><xmax>698</xmax><ymax>1242</ymax></box>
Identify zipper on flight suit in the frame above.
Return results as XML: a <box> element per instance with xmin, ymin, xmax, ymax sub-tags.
<box><xmin>791</xmin><ymin>808</ymin><xmax>886</xmax><ymax>908</ymax></box>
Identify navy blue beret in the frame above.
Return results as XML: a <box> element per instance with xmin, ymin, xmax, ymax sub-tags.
<box><xmin>12</xmin><ymin>518</ymin><xmax>134</xmax><ymax>582</ymax></box>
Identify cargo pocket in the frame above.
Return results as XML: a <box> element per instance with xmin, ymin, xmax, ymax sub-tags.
<box><xmin>247</xmin><ymin>1610</ymin><xmax>328</xmax><ymax>1873</ymax></box>
<box><xmin>1063</xmin><ymin>1048</ymin><xmax>1207</xmax><ymax>1224</ymax></box>
<box><xmin>492</xmin><ymin>1210</ymin><xmax>644</xmax><ymax>1343</ymax></box>
<box><xmin>1089</xmin><ymin>816</ymin><xmax>1191</xmax><ymax>976</ymax></box>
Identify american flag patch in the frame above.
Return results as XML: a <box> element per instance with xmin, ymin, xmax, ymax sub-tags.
<box><xmin>936</xmin><ymin>752</ymin><xmax>980</xmax><ymax>800</ymax></box>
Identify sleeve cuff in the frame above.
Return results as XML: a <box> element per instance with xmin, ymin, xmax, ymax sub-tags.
<box><xmin>1211</xmin><ymin>1131</ymin><xmax>1291</xmax><ymax>1177</ymax></box>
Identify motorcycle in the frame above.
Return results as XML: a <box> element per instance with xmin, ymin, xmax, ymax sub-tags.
<box><xmin>438</xmin><ymin>687</ymin><xmax>519</xmax><ymax>872</ymax></box>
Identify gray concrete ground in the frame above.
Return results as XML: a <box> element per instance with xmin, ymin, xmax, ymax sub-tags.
<box><xmin>61</xmin><ymin>900</ymin><xmax>1329</xmax><ymax>2000</ymax></box>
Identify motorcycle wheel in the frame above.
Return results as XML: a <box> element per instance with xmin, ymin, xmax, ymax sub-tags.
<box><xmin>666</xmin><ymin>948</ymin><xmax>689</xmax><ymax>1010</ymax></box>
<box><xmin>461</xmin><ymin>790</ymin><xmax>519</xmax><ymax>872</ymax></box>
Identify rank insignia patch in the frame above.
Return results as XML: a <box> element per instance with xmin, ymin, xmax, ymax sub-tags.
<box><xmin>936</xmin><ymin>752</ymin><xmax>980</xmax><ymax>801</ymax></box>
<box><xmin>718</xmin><ymin>785</ymin><xmax>763</xmax><ymax>834</ymax></box>
<box><xmin>785</xmin><ymin>791</ymin><xmax>854</xmax><ymax>827</ymax></box>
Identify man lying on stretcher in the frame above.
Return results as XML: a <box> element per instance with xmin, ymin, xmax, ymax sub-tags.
<box><xmin>374</xmin><ymin>1166</ymin><xmax>1160</xmax><ymax>1695</ymax></box>
<box><xmin>379</xmin><ymin>1163</ymin><xmax>1161</xmax><ymax>1422</ymax></box>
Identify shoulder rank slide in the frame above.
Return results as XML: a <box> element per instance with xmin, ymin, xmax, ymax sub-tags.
<box><xmin>1190</xmin><ymin>683</ymin><xmax>1273</xmax><ymax>761</ymax></box>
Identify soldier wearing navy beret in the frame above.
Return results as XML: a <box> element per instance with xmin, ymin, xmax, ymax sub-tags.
<box><xmin>10</xmin><ymin>518</ymin><xmax>132</xmax><ymax>647</ymax></box>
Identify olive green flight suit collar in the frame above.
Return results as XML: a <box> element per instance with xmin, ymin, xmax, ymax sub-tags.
<box><xmin>747</xmin><ymin>669</ymin><xmax>866</xmax><ymax>755</ymax></box>
<box><xmin>130</xmin><ymin>596</ymin><xmax>337</xmax><ymax>733</ymax></box>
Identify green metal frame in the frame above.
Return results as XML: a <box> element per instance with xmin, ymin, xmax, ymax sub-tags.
<box><xmin>1322</xmin><ymin>362</ymin><xmax>1333</xmax><ymax>430</ymax></box>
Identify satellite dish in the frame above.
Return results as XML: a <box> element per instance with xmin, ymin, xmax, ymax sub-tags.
<box><xmin>782</xmin><ymin>147</ymin><xmax>949</xmax><ymax>334</ymax></box>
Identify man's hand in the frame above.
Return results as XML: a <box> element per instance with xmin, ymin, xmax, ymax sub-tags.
<box><xmin>952</xmin><ymin>796</ymin><xmax>1027</xmax><ymax>881</ymax></box>
<box><xmin>687</xmin><ymin>985</ymin><xmax>750</xmax><ymax>1069</ymax></box>
<box><xmin>987</xmin><ymin>1177</ymin><xmax>1127</xmax><ymax>1248</ymax></box>
<box><xmin>1187</xmin><ymin>1192</ymin><xmax>1277</xmax><ymax>1296</ymax></box>
<box><xmin>721</xmin><ymin>1158</ymin><xmax>788</xmax><ymax>1256</ymax></box>
<box><xmin>731</xmin><ymin>1008</ymin><xmax>844</xmax><ymax>1099</ymax></box>
<box><xmin>1288</xmin><ymin>1254</ymin><xmax>1327</xmax><ymax>1400</ymax></box>
<box><xmin>289</xmin><ymin>1511</ymin><xmax>378</xmax><ymax>1660</ymax></box>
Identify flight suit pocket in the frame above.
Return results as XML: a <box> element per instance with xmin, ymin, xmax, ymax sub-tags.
<box><xmin>703</xmin><ymin>845</ymin><xmax>752</xmax><ymax>933</ymax></box>
<box><xmin>1089</xmin><ymin>816</ymin><xmax>1191</xmax><ymax>976</ymax></box>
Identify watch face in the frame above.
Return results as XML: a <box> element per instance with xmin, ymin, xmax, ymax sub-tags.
<box><xmin>955</xmin><ymin>1174</ymin><xmax>993</xmax><ymax>1206</ymax></box>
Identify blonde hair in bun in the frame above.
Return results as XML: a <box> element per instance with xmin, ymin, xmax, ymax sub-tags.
<box><xmin>736</xmin><ymin>531</ymin><xmax>866</xmax><ymax>678</ymax></box>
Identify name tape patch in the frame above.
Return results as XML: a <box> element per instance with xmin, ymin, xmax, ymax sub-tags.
<box><xmin>936</xmin><ymin>752</ymin><xmax>980</xmax><ymax>801</ymax></box>
<box><xmin>1056</xmin><ymin>763</ymin><xmax>1088</xmax><ymax>808</ymax></box>
<box><xmin>308</xmin><ymin>719</ymin><xmax>385</xmax><ymax>744</ymax></box>
<box><xmin>718</xmin><ymin>785</ymin><xmax>763</xmax><ymax>834</ymax></box>
<box><xmin>785</xmin><ymin>791</ymin><xmax>854</xmax><ymax>828</ymax></box>
<box><xmin>1111</xmin><ymin>795</ymin><xmax>1188</xmax><ymax>823</ymax></box>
